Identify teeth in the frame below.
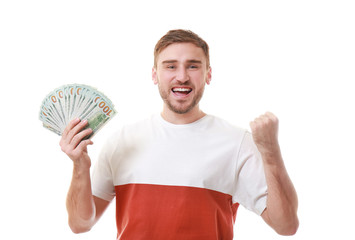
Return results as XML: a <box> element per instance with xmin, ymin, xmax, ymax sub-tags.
<box><xmin>173</xmin><ymin>88</ymin><xmax>191</xmax><ymax>92</ymax></box>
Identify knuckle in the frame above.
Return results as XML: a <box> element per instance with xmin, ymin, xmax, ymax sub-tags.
<box><xmin>59</xmin><ymin>143</ymin><xmax>66</xmax><ymax>152</ymax></box>
<box><xmin>72</xmin><ymin>134</ymin><xmax>81</xmax><ymax>143</ymax></box>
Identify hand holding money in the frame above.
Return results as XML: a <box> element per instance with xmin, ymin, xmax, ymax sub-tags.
<box><xmin>39</xmin><ymin>84</ymin><xmax>117</xmax><ymax>139</ymax></box>
<box><xmin>60</xmin><ymin>118</ymin><xmax>93</xmax><ymax>167</ymax></box>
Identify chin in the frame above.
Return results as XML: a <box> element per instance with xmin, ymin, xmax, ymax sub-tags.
<box><xmin>166</xmin><ymin>101</ymin><xmax>195</xmax><ymax>115</ymax></box>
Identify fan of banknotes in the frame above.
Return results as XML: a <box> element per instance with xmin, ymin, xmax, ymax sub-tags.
<box><xmin>39</xmin><ymin>84</ymin><xmax>117</xmax><ymax>139</ymax></box>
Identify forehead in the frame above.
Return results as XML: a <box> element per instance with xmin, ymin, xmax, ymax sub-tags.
<box><xmin>157</xmin><ymin>43</ymin><xmax>206</xmax><ymax>64</ymax></box>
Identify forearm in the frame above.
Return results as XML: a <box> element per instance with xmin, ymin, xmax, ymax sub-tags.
<box><xmin>262</xmin><ymin>149</ymin><xmax>299</xmax><ymax>235</ymax></box>
<box><xmin>66</xmin><ymin>165</ymin><xmax>96</xmax><ymax>233</ymax></box>
<box><xmin>250</xmin><ymin>112</ymin><xmax>298</xmax><ymax>235</ymax></box>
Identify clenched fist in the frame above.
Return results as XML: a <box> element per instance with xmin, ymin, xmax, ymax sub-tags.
<box><xmin>250</xmin><ymin>112</ymin><xmax>281</xmax><ymax>159</ymax></box>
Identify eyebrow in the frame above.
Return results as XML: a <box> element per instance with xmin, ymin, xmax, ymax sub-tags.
<box><xmin>161</xmin><ymin>59</ymin><xmax>202</xmax><ymax>64</ymax></box>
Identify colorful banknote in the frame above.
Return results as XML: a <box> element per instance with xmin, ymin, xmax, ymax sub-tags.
<box><xmin>39</xmin><ymin>84</ymin><xmax>117</xmax><ymax>139</ymax></box>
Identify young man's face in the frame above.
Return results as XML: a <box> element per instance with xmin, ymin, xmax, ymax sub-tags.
<box><xmin>152</xmin><ymin>43</ymin><xmax>211</xmax><ymax>114</ymax></box>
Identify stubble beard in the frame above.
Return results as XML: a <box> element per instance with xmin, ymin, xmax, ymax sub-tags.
<box><xmin>157</xmin><ymin>80</ymin><xmax>205</xmax><ymax>114</ymax></box>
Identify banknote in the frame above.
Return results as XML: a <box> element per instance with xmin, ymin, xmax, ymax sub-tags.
<box><xmin>39</xmin><ymin>84</ymin><xmax>117</xmax><ymax>138</ymax></box>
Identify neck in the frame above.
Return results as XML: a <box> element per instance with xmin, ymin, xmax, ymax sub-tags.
<box><xmin>161</xmin><ymin>104</ymin><xmax>206</xmax><ymax>125</ymax></box>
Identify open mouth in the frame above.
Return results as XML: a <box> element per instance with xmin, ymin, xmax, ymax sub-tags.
<box><xmin>171</xmin><ymin>87</ymin><xmax>192</xmax><ymax>97</ymax></box>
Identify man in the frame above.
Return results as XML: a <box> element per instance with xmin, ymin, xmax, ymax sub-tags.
<box><xmin>60</xmin><ymin>29</ymin><xmax>299</xmax><ymax>239</ymax></box>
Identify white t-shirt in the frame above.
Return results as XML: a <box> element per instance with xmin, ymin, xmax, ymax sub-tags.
<box><xmin>92</xmin><ymin>114</ymin><xmax>267</xmax><ymax>240</ymax></box>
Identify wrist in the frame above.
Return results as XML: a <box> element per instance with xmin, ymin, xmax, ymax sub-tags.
<box><xmin>73</xmin><ymin>161</ymin><xmax>91</xmax><ymax>177</ymax></box>
<box><xmin>259</xmin><ymin>145</ymin><xmax>284</xmax><ymax>166</ymax></box>
<box><xmin>72</xmin><ymin>155</ymin><xmax>91</xmax><ymax>169</ymax></box>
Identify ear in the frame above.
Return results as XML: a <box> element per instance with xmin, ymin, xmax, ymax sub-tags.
<box><xmin>206</xmin><ymin>66</ymin><xmax>212</xmax><ymax>85</ymax></box>
<box><xmin>152</xmin><ymin>67</ymin><xmax>158</xmax><ymax>85</ymax></box>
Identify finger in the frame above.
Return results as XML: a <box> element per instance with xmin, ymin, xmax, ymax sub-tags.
<box><xmin>59</xmin><ymin>118</ymin><xmax>81</xmax><ymax>151</ymax></box>
<box><xmin>265</xmin><ymin>112</ymin><xmax>278</xmax><ymax>122</ymax></box>
<box><xmin>260</xmin><ymin>114</ymin><xmax>268</xmax><ymax>122</ymax></box>
<box><xmin>76</xmin><ymin>139</ymin><xmax>94</xmax><ymax>152</ymax></box>
<box><xmin>250</xmin><ymin>121</ymin><xmax>258</xmax><ymax>133</ymax></box>
<box><xmin>257</xmin><ymin>113</ymin><xmax>269</xmax><ymax>123</ymax></box>
<box><xmin>254</xmin><ymin>115</ymin><xmax>265</xmax><ymax>126</ymax></box>
<box><xmin>70</xmin><ymin>128</ymin><xmax>93</xmax><ymax>148</ymax></box>
<box><xmin>61</xmin><ymin>120</ymin><xmax>89</xmax><ymax>151</ymax></box>
<box><xmin>67</xmin><ymin>119</ymin><xmax>89</xmax><ymax>142</ymax></box>
<box><xmin>62</xmin><ymin>118</ymin><xmax>80</xmax><ymax>137</ymax></box>
<box><xmin>265</xmin><ymin>111</ymin><xmax>274</xmax><ymax>117</ymax></box>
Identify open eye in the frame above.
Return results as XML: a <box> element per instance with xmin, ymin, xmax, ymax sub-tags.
<box><xmin>167</xmin><ymin>65</ymin><xmax>175</xmax><ymax>69</ymax></box>
<box><xmin>188</xmin><ymin>65</ymin><xmax>198</xmax><ymax>69</ymax></box>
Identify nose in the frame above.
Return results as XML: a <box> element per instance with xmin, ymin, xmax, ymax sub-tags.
<box><xmin>175</xmin><ymin>67</ymin><xmax>189</xmax><ymax>83</ymax></box>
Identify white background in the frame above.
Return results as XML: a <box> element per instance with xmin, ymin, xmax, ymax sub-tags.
<box><xmin>1</xmin><ymin>0</ymin><xmax>354</xmax><ymax>239</ymax></box>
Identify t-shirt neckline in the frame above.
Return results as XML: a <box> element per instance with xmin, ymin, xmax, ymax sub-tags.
<box><xmin>157</xmin><ymin>113</ymin><xmax>211</xmax><ymax>129</ymax></box>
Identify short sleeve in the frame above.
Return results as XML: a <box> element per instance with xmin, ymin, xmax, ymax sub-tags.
<box><xmin>233</xmin><ymin>131</ymin><xmax>268</xmax><ymax>215</ymax></box>
<box><xmin>91</xmin><ymin>133</ymin><xmax>118</xmax><ymax>202</ymax></box>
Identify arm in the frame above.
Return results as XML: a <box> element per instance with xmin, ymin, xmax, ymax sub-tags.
<box><xmin>250</xmin><ymin>112</ymin><xmax>299</xmax><ymax>236</ymax></box>
<box><xmin>60</xmin><ymin>118</ymin><xmax>111</xmax><ymax>233</ymax></box>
